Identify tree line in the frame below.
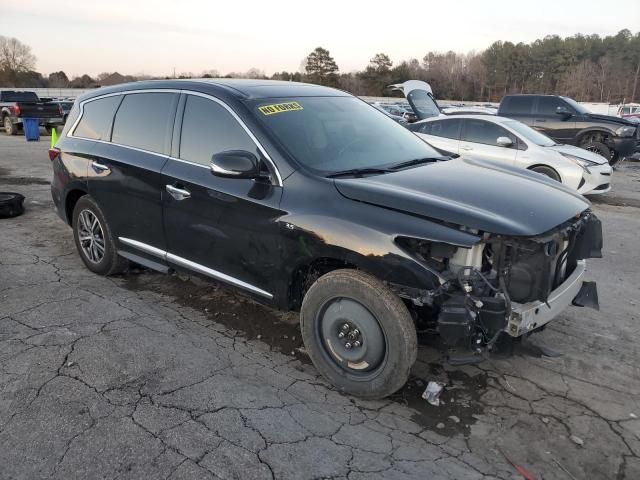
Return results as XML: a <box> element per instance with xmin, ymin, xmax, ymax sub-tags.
<box><xmin>1</xmin><ymin>30</ymin><xmax>639</xmax><ymax>103</ymax></box>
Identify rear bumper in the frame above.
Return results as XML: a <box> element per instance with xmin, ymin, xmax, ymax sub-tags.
<box><xmin>505</xmin><ymin>260</ymin><xmax>587</xmax><ymax>336</ymax></box>
<box><xmin>13</xmin><ymin>117</ymin><xmax>64</xmax><ymax>127</ymax></box>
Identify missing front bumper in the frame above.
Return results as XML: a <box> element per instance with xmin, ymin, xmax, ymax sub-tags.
<box><xmin>506</xmin><ymin>260</ymin><xmax>593</xmax><ymax>337</ymax></box>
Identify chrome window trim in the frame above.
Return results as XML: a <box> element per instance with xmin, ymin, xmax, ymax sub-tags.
<box><xmin>68</xmin><ymin>88</ymin><xmax>283</xmax><ymax>186</ymax></box>
<box><xmin>118</xmin><ymin>237</ymin><xmax>273</xmax><ymax>299</ymax></box>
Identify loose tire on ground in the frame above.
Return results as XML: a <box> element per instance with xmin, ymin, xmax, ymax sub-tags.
<box><xmin>530</xmin><ymin>165</ymin><xmax>561</xmax><ymax>182</ymax></box>
<box><xmin>300</xmin><ymin>269</ymin><xmax>417</xmax><ymax>399</ymax></box>
<box><xmin>72</xmin><ymin>195</ymin><xmax>128</xmax><ymax>275</ymax></box>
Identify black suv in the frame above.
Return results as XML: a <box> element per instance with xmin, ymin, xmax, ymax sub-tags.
<box><xmin>498</xmin><ymin>94</ymin><xmax>638</xmax><ymax>164</ymax></box>
<box><xmin>50</xmin><ymin>80</ymin><xmax>602</xmax><ymax>398</ymax></box>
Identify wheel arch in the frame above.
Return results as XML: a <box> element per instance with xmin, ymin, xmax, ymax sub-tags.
<box><xmin>577</xmin><ymin>128</ymin><xmax>615</xmax><ymax>146</ymax></box>
<box><xmin>286</xmin><ymin>256</ymin><xmax>358</xmax><ymax>311</ymax></box>
<box><xmin>64</xmin><ymin>188</ymin><xmax>89</xmax><ymax>225</ymax></box>
<box><xmin>527</xmin><ymin>163</ymin><xmax>563</xmax><ymax>183</ymax></box>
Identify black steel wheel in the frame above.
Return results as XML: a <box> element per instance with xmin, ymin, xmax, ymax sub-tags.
<box><xmin>582</xmin><ymin>141</ymin><xmax>612</xmax><ymax>163</ymax></box>
<box><xmin>301</xmin><ymin>269</ymin><xmax>417</xmax><ymax>398</ymax></box>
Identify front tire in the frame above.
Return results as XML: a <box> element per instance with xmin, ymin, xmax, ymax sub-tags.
<box><xmin>300</xmin><ymin>269</ymin><xmax>417</xmax><ymax>399</ymax></box>
<box><xmin>581</xmin><ymin>141</ymin><xmax>611</xmax><ymax>163</ymax></box>
<box><xmin>72</xmin><ymin>195</ymin><xmax>128</xmax><ymax>275</ymax></box>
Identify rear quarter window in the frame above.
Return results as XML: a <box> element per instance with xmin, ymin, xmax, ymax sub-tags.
<box><xmin>72</xmin><ymin>95</ymin><xmax>122</xmax><ymax>141</ymax></box>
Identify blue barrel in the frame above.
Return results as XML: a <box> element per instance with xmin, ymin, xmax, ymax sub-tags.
<box><xmin>23</xmin><ymin>118</ymin><xmax>40</xmax><ymax>141</ymax></box>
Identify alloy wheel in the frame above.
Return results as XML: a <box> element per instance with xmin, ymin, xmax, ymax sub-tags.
<box><xmin>77</xmin><ymin>209</ymin><xmax>106</xmax><ymax>264</ymax></box>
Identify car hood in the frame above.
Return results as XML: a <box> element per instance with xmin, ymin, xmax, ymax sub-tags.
<box><xmin>586</xmin><ymin>113</ymin><xmax>637</xmax><ymax>127</ymax></box>
<box><xmin>548</xmin><ymin>144</ymin><xmax>609</xmax><ymax>164</ymax></box>
<box><xmin>333</xmin><ymin>157</ymin><xmax>590</xmax><ymax>236</ymax></box>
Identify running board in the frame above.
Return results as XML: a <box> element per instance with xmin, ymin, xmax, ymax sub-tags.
<box><xmin>117</xmin><ymin>250</ymin><xmax>170</xmax><ymax>273</ymax></box>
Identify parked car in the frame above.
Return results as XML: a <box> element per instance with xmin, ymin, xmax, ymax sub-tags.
<box><xmin>1</xmin><ymin>90</ymin><xmax>64</xmax><ymax>135</ymax></box>
<box><xmin>497</xmin><ymin>94</ymin><xmax>638</xmax><ymax>164</ymax></box>
<box><xmin>50</xmin><ymin>79</ymin><xmax>602</xmax><ymax>398</ymax></box>
<box><xmin>408</xmin><ymin>115</ymin><xmax>612</xmax><ymax>195</ymax></box>
<box><xmin>617</xmin><ymin>103</ymin><xmax>640</xmax><ymax>123</ymax></box>
<box><xmin>441</xmin><ymin>105</ymin><xmax>498</xmax><ymax>116</ymax></box>
<box><xmin>371</xmin><ymin>102</ymin><xmax>408</xmax><ymax>124</ymax></box>
<box><xmin>51</xmin><ymin>98</ymin><xmax>76</xmax><ymax>123</ymax></box>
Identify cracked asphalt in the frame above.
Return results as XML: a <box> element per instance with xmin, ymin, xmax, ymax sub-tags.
<box><xmin>1</xmin><ymin>133</ymin><xmax>639</xmax><ymax>479</ymax></box>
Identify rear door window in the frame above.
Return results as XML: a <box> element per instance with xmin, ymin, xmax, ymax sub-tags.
<box><xmin>179</xmin><ymin>95</ymin><xmax>257</xmax><ymax>166</ymax></box>
<box><xmin>461</xmin><ymin>119</ymin><xmax>514</xmax><ymax>146</ymax></box>
<box><xmin>112</xmin><ymin>92</ymin><xmax>178</xmax><ymax>154</ymax></box>
<box><xmin>501</xmin><ymin>96</ymin><xmax>534</xmax><ymax>115</ymax></box>
<box><xmin>426</xmin><ymin>119</ymin><xmax>462</xmax><ymax>139</ymax></box>
<box><xmin>73</xmin><ymin>95</ymin><xmax>121</xmax><ymax>141</ymax></box>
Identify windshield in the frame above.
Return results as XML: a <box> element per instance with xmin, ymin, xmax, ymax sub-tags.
<box><xmin>562</xmin><ymin>97</ymin><xmax>590</xmax><ymax>115</ymax></box>
<box><xmin>503</xmin><ymin>120</ymin><xmax>556</xmax><ymax>147</ymax></box>
<box><xmin>253</xmin><ymin>97</ymin><xmax>442</xmax><ymax>174</ymax></box>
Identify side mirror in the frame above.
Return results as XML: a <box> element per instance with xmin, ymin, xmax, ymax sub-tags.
<box><xmin>210</xmin><ymin>150</ymin><xmax>260</xmax><ymax>179</ymax></box>
<box><xmin>555</xmin><ymin>106</ymin><xmax>572</xmax><ymax>118</ymax></box>
<box><xmin>496</xmin><ymin>136</ymin><xmax>513</xmax><ymax>148</ymax></box>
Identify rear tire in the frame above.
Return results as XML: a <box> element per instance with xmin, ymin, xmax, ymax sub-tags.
<box><xmin>530</xmin><ymin>165</ymin><xmax>561</xmax><ymax>182</ymax></box>
<box><xmin>300</xmin><ymin>269</ymin><xmax>417</xmax><ymax>399</ymax></box>
<box><xmin>72</xmin><ymin>195</ymin><xmax>128</xmax><ymax>276</ymax></box>
<box><xmin>3</xmin><ymin>116</ymin><xmax>16</xmax><ymax>136</ymax></box>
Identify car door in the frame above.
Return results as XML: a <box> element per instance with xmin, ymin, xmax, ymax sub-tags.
<box><xmin>414</xmin><ymin>118</ymin><xmax>462</xmax><ymax>155</ymax></box>
<box><xmin>459</xmin><ymin>118</ymin><xmax>518</xmax><ymax>165</ymax></box>
<box><xmin>534</xmin><ymin>97</ymin><xmax>577</xmax><ymax>143</ymax></box>
<box><xmin>161</xmin><ymin>93</ymin><xmax>283</xmax><ymax>300</ymax></box>
<box><xmin>87</xmin><ymin>92</ymin><xmax>179</xmax><ymax>261</ymax></box>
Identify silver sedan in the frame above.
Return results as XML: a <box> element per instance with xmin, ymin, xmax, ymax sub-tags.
<box><xmin>409</xmin><ymin>114</ymin><xmax>612</xmax><ymax>195</ymax></box>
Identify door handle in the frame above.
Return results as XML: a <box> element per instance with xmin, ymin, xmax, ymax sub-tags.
<box><xmin>166</xmin><ymin>184</ymin><xmax>191</xmax><ymax>201</ymax></box>
<box><xmin>460</xmin><ymin>145</ymin><xmax>473</xmax><ymax>151</ymax></box>
<box><xmin>91</xmin><ymin>161</ymin><xmax>110</xmax><ymax>172</ymax></box>
<box><xmin>536</xmin><ymin>119</ymin><xmax>547</xmax><ymax>122</ymax></box>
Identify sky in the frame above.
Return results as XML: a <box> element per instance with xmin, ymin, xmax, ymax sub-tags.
<box><xmin>1</xmin><ymin>0</ymin><xmax>639</xmax><ymax>78</ymax></box>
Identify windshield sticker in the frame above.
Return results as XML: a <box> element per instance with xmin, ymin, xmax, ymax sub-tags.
<box><xmin>258</xmin><ymin>102</ymin><xmax>303</xmax><ymax>115</ymax></box>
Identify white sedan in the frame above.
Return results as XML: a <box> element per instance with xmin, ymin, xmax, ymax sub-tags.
<box><xmin>408</xmin><ymin>115</ymin><xmax>612</xmax><ymax>195</ymax></box>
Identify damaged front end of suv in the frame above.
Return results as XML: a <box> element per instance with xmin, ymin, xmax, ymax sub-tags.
<box><xmin>393</xmin><ymin>210</ymin><xmax>602</xmax><ymax>353</ymax></box>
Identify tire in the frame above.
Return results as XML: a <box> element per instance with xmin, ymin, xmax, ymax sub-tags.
<box><xmin>581</xmin><ymin>141</ymin><xmax>611</xmax><ymax>163</ymax></box>
<box><xmin>530</xmin><ymin>165</ymin><xmax>561</xmax><ymax>182</ymax></box>
<box><xmin>3</xmin><ymin>116</ymin><xmax>17</xmax><ymax>136</ymax></box>
<box><xmin>72</xmin><ymin>195</ymin><xmax>128</xmax><ymax>275</ymax></box>
<box><xmin>300</xmin><ymin>269</ymin><xmax>417</xmax><ymax>399</ymax></box>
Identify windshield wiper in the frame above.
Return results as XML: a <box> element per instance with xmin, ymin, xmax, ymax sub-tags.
<box><xmin>326</xmin><ymin>167</ymin><xmax>393</xmax><ymax>178</ymax></box>
<box><xmin>388</xmin><ymin>157</ymin><xmax>447</xmax><ymax>170</ymax></box>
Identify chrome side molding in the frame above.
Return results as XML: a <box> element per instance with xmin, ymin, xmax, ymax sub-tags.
<box><xmin>118</xmin><ymin>237</ymin><xmax>273</xmax><ymax>299</ymax></box>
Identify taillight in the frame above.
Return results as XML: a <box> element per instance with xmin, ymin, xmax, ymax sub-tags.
<box><xmin>11</xmin><ymin>104</ymin><xmax>21</xmax><ymax>116</ymax></box>
<box><xmin>48</xmin><ymin>147</ymin><xmax>60</xmax><ymax>162</ymax></box>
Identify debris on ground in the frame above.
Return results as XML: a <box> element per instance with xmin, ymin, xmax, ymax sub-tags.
<box><xmin>630</xmin><ymin>413</ymin><xmax>637</xmax><ymax>418</ymax></box>
<box><xmin>570</xmin><ymin>435</ymin><xmax>584</xmax><ymax>446</ymax></box>
<box><xmin>542</xmin><ymin>417</ymin><xmax>550</xmax><ymax>424</ymax></box>
<box><xmin>449</xmin><ymin>415</ymin><xmax>460</xmax><ymax>423</ymax></box>
<box><xmin>436</xmin><ymin>423</ymin><xmax>445</xmax><ymax>429</ymax></box>
<box><xmin>421</xmin><ymin>381</ymin><xmax>444</xmax><ymax>406</ymax></box>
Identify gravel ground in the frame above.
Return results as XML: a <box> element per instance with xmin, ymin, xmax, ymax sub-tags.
<box><xmin>1</xmin><ymin>133</ymin><xmax>639</xmax><ymax>480</ymax></box>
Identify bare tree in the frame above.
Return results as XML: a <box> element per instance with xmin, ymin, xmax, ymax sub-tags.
<box><xmin>0</xmin><ymin>36</ymin><xmax>36</xmax><ymax>85</ymax></box>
